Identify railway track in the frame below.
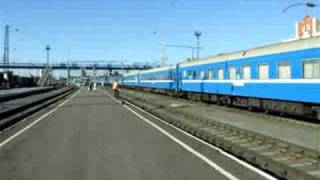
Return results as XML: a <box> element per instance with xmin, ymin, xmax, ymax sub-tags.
<box><xmin>0</xmin><ymin>86</ymin><xmax>77</xmax><ymax>131</ymax></box>
<box><xmin>0</xmin><ymin>87</ymin><xmax>54</xmax><ymax>103</ymax></box>
<box><xmin>115</xmin><ymin>88</ymin><xmax>320</xmax><ymax>180</ymax></box>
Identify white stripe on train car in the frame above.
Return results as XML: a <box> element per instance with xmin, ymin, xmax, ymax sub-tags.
<box><xmin>182</xmin><ymin>79</ymin><xmax>320</xmax><ymax>84</ymax></box>
<box><xmin>140</xmin><ymin>80</ymin><xmax>174</xmax><ymax>83</ymax></box>
<box><xmin>123</xmin><ymin>80</ymin><xmax>138</xmax><ymax>83</ymax></box>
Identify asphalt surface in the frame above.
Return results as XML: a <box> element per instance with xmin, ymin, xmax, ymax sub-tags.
<box><xmin>0</xmin><ymin>88</ymin><xmax>273</xmax><ymax>180</ymax></box>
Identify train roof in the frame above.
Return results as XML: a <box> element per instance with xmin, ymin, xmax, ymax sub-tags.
<box><xmin>180</xmin><ymin>36</ymin><xmax>320</xmax><ymax>67</ymax></box>
<box><xmin>123</xmin><ymin>66</ymin><xmax>175</xmax><ymax>77</ymax></box>
<box><xmin>123</xmin><ymin>71</ymin><xmax>139</xmax><ymax>77</ymax></box>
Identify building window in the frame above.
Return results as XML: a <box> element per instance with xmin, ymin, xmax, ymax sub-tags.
<box><xmin>218</xmin><ymin>68</ymin><xmax>224</xmax><ymax>80</ymax></box>
<box><xmin>258</xmin><ymin>64</ymin><xmax>269</xmax><ymax>80</ymax></box>
<box><xmin>229</xmin><ymin>67</ymin><xmax>237</xmax><ymax>80</ymax></box>
<box><xmin>278</xmin><ymin>62</ymin><xmax>291</xmax><ymax>79</ymax></box>
<box><xmin>200</xmin><ymin>70</ymin><xmax>205</xmax><ymax>80</ymax></box>
<box><xmin>242</xmin><ymin>66</ymin><xmax>251</xmax><ymax>79</ymax></box>
<box><xmin>208</xmin><ymin>69</ymin><xmax>213</xmax><ymax>80</ymax></box>
<box><xmin>303</xmin><ymin>59</ymin><xmax>320</xmax><ymax>79</ymax></box>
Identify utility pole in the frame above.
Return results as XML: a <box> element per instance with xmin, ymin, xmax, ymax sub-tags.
<box><xmin>194</xmin><ymin>31</ymin><xmax>202</xmax><ymax>60</ymax></box>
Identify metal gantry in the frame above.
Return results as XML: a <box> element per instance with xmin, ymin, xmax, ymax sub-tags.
<box><xmin>2</xmin><ymin>24</ymin><xmax>19</xmax><ymax>72</ymax></box>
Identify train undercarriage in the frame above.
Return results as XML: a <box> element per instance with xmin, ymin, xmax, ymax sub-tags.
<box><xmin>123</xmin><ymin>85</ymin><xmax>320</xmax><ymax>120</ymax></box>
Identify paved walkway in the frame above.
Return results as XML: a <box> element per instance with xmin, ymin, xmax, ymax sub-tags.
<box><xmin>0</xmin><ymin>89</ymin><xmax>271</xmax><ymax>180</ymax></box>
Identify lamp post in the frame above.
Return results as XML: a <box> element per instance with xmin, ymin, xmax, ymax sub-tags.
<box><xmin>283</xmin><ymin>2</ymin><xmax>318</xmax><ymax>12</ymax></box>
<box><xmin>12</xmin><ymin>48</ymin><xmax>16</xmax><ymax>64</ymax></box>
<box><xmin>194</xmin><ymin>31</ymin><xmax>202</xmax><ymax>60</ymax></box>
<box><xmin>45</xmin><ymin>45</ymin><xmax>51</xmax><ymax>67</ymax></box>
<box><xmin>153</xmin><ymin>31</ymin><xmax>168</xmax><ymax>67</ymax></box>
<box><xmin>283</xmin><ymin>2</ymin><xmax>320</xmax><ymax>151</ymax></box>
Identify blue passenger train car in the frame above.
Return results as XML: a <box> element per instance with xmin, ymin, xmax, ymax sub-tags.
<box><xmin>123</xmin><ymin>67</ymin><xmax>176</xmax><ymax>92</ymax></box>
<box><xmin>122</xmin><ymin>37</ymin><xmax>320</xmax><ymax>119</ymax></box>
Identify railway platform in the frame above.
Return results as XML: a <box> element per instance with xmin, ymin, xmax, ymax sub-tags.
<box><xmin>0</xmin><ymin>88</ymin><xmax>272</xmax><ymax>180</ymax></box>
<box><xmin>116</xmin><ymin>88</ymin><xmax>320</xmax><ymax>180</ymax></box>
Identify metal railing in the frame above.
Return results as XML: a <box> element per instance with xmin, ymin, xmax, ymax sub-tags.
<box><xmin>0</xmin><ymin>62</ymin><xmax>154</xmax><ymax>70</ymax></box>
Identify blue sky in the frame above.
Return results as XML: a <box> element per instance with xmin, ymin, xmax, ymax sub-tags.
<box><xmin>1</xmin><ymin>0</ymin><xmax>320</xmax><ymax>65</ymax></box>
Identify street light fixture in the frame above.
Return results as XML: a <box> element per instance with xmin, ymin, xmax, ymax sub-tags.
<box><xmin>194</xmin><ymin>31</ymin><xmax>202</xmax><ymax>60</ymax></box>
<box><xmin>283</xmin><ymin>2</ymin><xmax>318</xmax><ymax>13</ymax></box>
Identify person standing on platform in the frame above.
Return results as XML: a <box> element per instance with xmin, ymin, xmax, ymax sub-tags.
<box><xmin>112</xmin><ymin>80</ymin><xmax>120</xmax><ymax>99</ymax></box>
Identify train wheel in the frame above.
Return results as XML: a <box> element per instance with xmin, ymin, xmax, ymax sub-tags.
<box><xmin>226</xmin><ymin>97</ymin><xmax>232</xmax><ymax>107</ymax></box>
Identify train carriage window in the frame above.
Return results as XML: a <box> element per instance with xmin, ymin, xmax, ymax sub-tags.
<box><xmin>208</xmin><ymin>69</ymin><xmax>213</xmax><ymax>80</ymax></box>
<box><xmin>193</xmin><ymin>71</ymin><xmax>197</xmax><ymax>80</ymax></box>
<box><xmin>258</xmin><ymin>64</ymin><xmax>269</xmax><ymax>80</ymax></box>
<box><xmin>200</xmin><ymin>70</ymin><xmax>205</xmax><ymax>80</ymax></box>
<box><xmin>242</xmin><ymin>66</ymin><xmax>251</xmax><ymax>79</ymax></box>
<box><xmin>168</xmin><ymin>71</ymin><xmax>173</xmax><ymax>80</ymax></box>
<box><xmin>183</xmin><ymin>70</ymin><xmax>187</xmax><ymax>78</ymax></box>
<box><xmin>303</xmin><ymin>60</ymin><xmax>320</xmax><ymax>79</ymax></box>
<box><xmin>229</xmin><ymin>67</ymin><xmax>236</xmax><ymax>80</ymax></box>
<box><xmin>218</xmin><ymin>68</ymin><xmax>224</xmax><ymax>80</ymax></box>
<box><xmin>278</xmin><ymin>62</ymin><xmax>291</xmax><ymax>79</ymax></box>
<box><xmin>188</xmin><ymin>70</ymin><xmax>193</xmax><ymax>80</ymax></box>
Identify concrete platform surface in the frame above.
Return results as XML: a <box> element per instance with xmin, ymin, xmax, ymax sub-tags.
<box><xmin>0</xmin><ymin>89</ymin><xmax>271</xmax><ymax>180</ymax></box>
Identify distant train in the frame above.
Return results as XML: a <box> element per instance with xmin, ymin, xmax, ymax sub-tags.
<box><xmin>119</xmin><ymin>36</ymin><xmax>320</xmax><ymax>119</ymax></box>
<box><xmin>0</xmin><ymin>72</ymin><xmax>38</xmax><ymax>89</ymax></box>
